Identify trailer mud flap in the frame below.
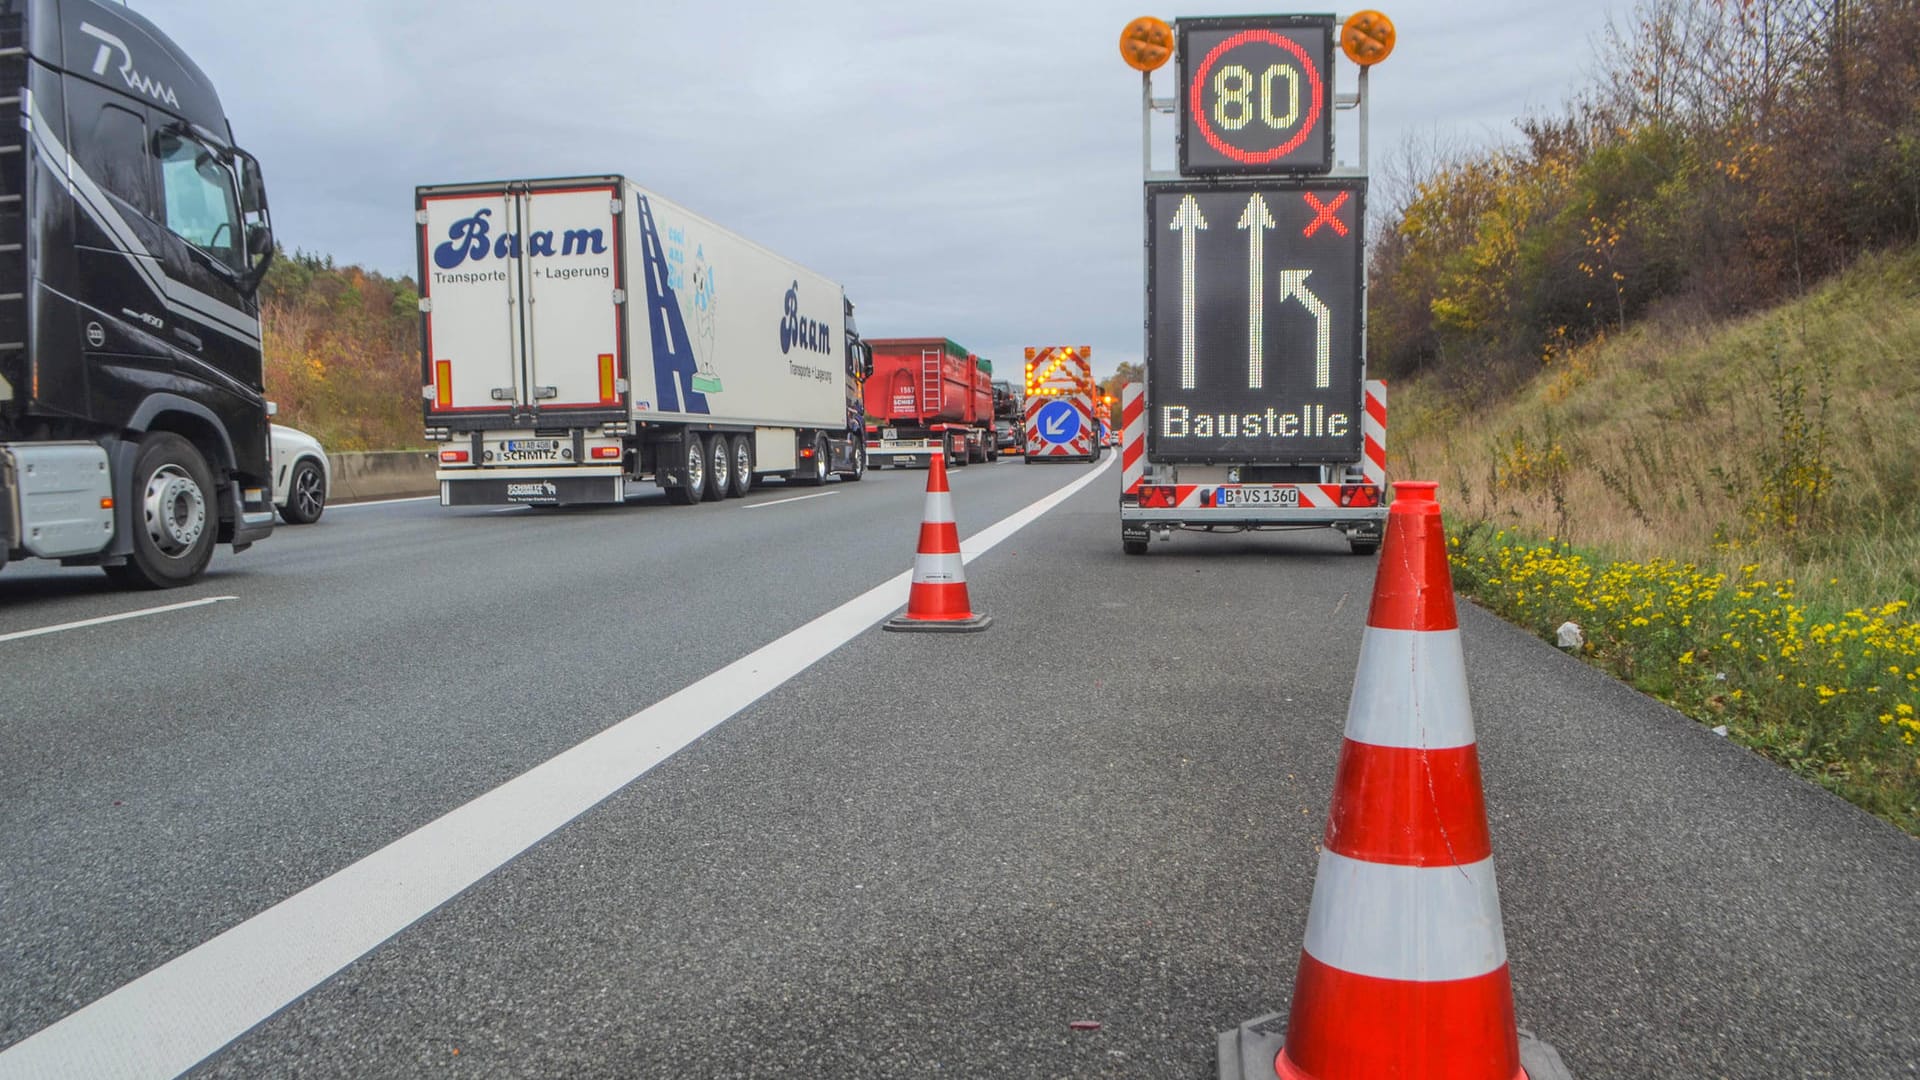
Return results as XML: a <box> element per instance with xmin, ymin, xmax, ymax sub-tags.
<box><xmin>441</xmin><ymin>475</ymin><xmax>624</xmax><ymax>506</ymax></box>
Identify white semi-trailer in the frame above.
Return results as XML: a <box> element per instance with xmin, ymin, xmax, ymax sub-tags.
<box><xmin>417</xmin><ymin>175</ymin><xmax>871</xmax><ymax>506</ymax></box>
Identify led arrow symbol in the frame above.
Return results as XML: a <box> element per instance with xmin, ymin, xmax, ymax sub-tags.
<box><xmin>1169</xmin><ymin>194</ymin><xmax>1208</xmax><ymax>390</ymax></box>
<box><xmin>1237</xmin><ymin>193</ymin><xmax>1276</xmax><ymax>390</ymax></box>
<box><xmin>1275</xmin><ymin>270</ymin><xmax>1332</xmax><ymax>389</ymax></box>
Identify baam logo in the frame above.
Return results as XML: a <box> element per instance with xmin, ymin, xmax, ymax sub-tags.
<box><xmin>79</xmin><ymin>22</ymin><xmax>181</xmax><ymax>108</ymax></box>
<box><xmin>433</xmin><ymin>208</ymin><xmax>608</xmax><ymax>271</ymax></box>
<box><xmin>779</xmin><ymin>281</ymin><xmax>833</xmax><ymax>356</ymax></box>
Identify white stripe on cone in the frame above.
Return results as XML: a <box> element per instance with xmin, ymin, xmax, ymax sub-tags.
<box><xmin>912</xmin><ymin>550</ymin><xmax>965</xmax><ymax>584</ymax></box>
<box><xmin>922</xmin><ymin>489</ymin><xmax>955</xmax><ymax>524</ymax></box>
<box><xmin>1301</xmin><ymin>850</ymin><xmax>1508</xmax><ymax>982</ymax></box>
<box><xmin>1345</xmin><ymin>627</ymin><xmax>1477</xmax><ymax>750</ymax></box>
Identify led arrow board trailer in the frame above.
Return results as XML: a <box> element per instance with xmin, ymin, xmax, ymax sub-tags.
<box><xmin>1177</xmin><ymin>14</ymin><xmax>1336</xmax><ymax>176</ymax></box>
<box><xmin>1145</xmin><ymin>177</ymin><xmax>1365</xmax><ymax>464</ymax></box>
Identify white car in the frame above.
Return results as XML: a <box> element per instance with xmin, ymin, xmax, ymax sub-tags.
<box><xmin>270</xmin><ymin>424</ymin><xmax>330</xmax><ymax>525</ymax></box>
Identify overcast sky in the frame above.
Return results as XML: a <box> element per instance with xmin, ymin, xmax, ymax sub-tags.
<box><xmin>135</xmin><ymin>0</ymin><xmax>1627</xmax><ymax>380</ymax></box>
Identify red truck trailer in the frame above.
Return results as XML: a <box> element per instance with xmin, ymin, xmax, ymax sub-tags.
<box><xmin>864</xmin><ymin>338</ymin><xmax>996</xmax><ymax>467</ymax></box>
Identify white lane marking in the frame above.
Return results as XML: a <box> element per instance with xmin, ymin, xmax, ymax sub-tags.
<box><xmin>325</xmin><ymin>495</ymin><xmax>438</xmax><ymax>511</ymax></box>
<box><xmin>0</xmin><ymin>597</ymin><xmax>236</xmax><ymax>645</ymax></box>
<box><xmin>741</xmin><ymin>490</ymin><xmax>840</xmax><ymax>510</ymax></box>
<box><xmin>0</xmin><ymin>455</ymin><xmax>1114</xmax><ymax>1080</ymax></box>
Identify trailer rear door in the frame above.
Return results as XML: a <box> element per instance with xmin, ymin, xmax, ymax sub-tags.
<box><xmin>420</xmin><ymin>178</ymin><xmax>626</xmax><ymax>421</ymax></box>
<box><xmin>521</xmin><ymin>184</ymin><xmax>624</xmax><ymax>411</ymax></box>
<box><xmin>421</xmin><ymin>188</ymin><xmax>522</xmax><ymax>415</ymax></box>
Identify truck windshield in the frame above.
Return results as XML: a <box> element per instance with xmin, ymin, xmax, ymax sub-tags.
<box><xmin>156</xmin><ymin>134</ymin><xmax>244</xmax><ymax>272</ymax></box>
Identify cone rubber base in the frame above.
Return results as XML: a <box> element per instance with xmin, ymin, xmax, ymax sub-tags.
<box><xmin>883</xmin><ymin>612</ymin><xmax>992</xmax><ymax>633</ymax></box>
<box><xmin>1216</xmin><ymin>1014</ymin><xmax>1572</xmax><ymax>1080</ymax></box>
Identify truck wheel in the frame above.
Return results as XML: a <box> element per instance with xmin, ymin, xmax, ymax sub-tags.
<box><xmin>106</xmin><ymin>433</ymin><xmax>217</xmax><ymax>588</ymax></box>
<box><xmin>800</xmin><ymin>434</ymin><xmax>830</xmax><ymax>485</ymax></box>
<box><xmin>666</xmin><ymin>436</ymin><xmax>705</xmax><ymax>505</ymax></box>
<box><xmin>1123</xmin><ymin>538</ymin><xmax>1149</xmax><ymax>556</ymax></box>
<box><xmin>279</xmin><ymin>459</ymin><xmax>327</xmax><ymax>524</ymax></box>
<box><xmin>728</xmin><ymin>435</ymin><xmax>753</xmax><ymax>498</ymax></box>
<box><xmin>842</xmin><ymin>443</ymin><xmax>865</xmax><ymax>482</ymax></box>
<box><xmin>705</xmin><ymin>434</ymin><xmax>730</xmax><ymax>501</ymax></box>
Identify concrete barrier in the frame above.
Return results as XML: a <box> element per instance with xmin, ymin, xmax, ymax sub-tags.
<box><xmin>328</xmin><ymin>450</ymin><xmax>438</xmax><ymax>503</ymax></box>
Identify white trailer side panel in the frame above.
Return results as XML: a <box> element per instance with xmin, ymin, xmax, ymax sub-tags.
<box><xmin>623</xmin><ymin>183</ymin><xmax>848</xmax><ymax>431</ymax></box>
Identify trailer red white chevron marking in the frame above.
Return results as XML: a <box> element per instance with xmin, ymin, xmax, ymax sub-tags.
<box><xmin>1362</xmin><ymin>379</ymin><xmax>1387</xmax><ymax>489</ymax></box>
<box><xmin>1023</xmin><ymin>346</ymin><xmax>1098</xmax><ymax>463</ymax></box>
<box><xmin>1121</xmin><ymin>382</ymin><xmax>1146</xmax><ymax>494</ymax></box>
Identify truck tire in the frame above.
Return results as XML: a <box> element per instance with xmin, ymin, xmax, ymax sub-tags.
<box><xmin>279</xmin><ymin>459</ymin><xmax>327</xmax><ymax>524</ymax></box>
<box><xmin>841</xmin><ymin>443</ymin><xmax>865</xmax><ymax>482</ymax></box>
<box><xmin>705</xmin><ymin>434</ymin><xmax>730</xmax><ymax>502</ymax></box>
<box><xmin>666</xmin><ymin>436</ymin><xmax>705</xmax><ymax>505</ymax></box>
<box><xmin>728</xmin><ymin>435</ymin><xmax>753</xmax><ymax>498</ymax></box>
<box><xmin>105</xmin><ymin>433</ymin><xmax>217</xmax><ymax>588</ymax></box>
<box><xmin>799</xmin><ymin>434</ymin><xmax>830</xmax><ymax>486</ymax></box>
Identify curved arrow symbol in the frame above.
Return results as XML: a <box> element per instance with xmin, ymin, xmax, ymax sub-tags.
<box><xmin>1275</xmin><ymin>270</ymin><xmax>1332</xmax><ymax>389</ymax></box>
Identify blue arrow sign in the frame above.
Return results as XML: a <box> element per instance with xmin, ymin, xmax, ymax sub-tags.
<box><xmin>1036</xmin><ymin>400</ymin><xmax>1083</xmax><ymax>445</ymax></box>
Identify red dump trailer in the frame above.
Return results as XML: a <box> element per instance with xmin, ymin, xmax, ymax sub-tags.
<box><xmin>864</xmin><ymin>338</ymin><xmax>996</xmax><ymax>466</ymax></box>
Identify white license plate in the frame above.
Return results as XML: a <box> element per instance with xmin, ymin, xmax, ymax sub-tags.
<box><xmin>882</xmin><ymin>428</ymin><xmax>899</xmax><ymax>440</ymax></box>
<box><xmin>1216</xmin><ymin>486</ymin><xmax>1300</xmax><ymax>507</ymax></box>
<box><xmin>496</xmin><ymin>449</ymin><xmax>559</xmax><ymax>462</ymax></box>
<box><xmin>504</xmin><ymin>439</ymin><xmax>560</xmax><ymax>452</ymax></box>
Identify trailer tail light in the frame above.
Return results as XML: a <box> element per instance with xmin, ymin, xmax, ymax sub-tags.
<box><xmin>100</xmin><ymin>497</ymin><xmax>114</xmax><ymax>510</ymax></box>
<box><xmin>799</xmin><ymin>445</ymin><xmax>817</xmax><ymax>459</ymax></box>
<box><xmin>1338</xmin><ymin>484</ymin><xmax>1381</xmax><ymax>508</ymax></box>
<box><xmin>439</xmin><ymin>449</ymin><xmax>469</xmax><ymax>464</ymax></box>
<box><xmin>598</xmin><ymin>354</ymin><xmax>617</xmax><ymax>403</ymax></box>
<box><xmin>434</xmin><ymin>360</ymin><xmax>453</xmax><ymax>408</ymax></box>
<box><xmin>1139</xmin><ymin>485</ymin><xmax>1177</xmax><ymax>509</ymax></box>
<box><xmin>590</xmin><ymin>446</ymin><xmax>620</xmax><ymax>460</ymax></box>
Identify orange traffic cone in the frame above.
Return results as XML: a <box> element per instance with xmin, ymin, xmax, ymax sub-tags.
<box><xmin>1219</xmin><ymin>481</ymin><xmax>1569</xmax><ymax>1080</ymax></box>
<box><xmin>883</xmin><ymin>452</ymin><xmax>990</xmax><ymax>633</ymax></box>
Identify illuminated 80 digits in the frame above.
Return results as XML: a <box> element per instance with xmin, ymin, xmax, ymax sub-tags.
<box><xmin>1211</xmin><ymin>63</ymin><xmax>1301</xmax><ymax>132</ymax></box>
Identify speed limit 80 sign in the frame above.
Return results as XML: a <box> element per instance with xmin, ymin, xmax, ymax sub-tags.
<box><xmin>1178</xmin><ymin>15</ymin><xmax>1334</xmax><ymax>176</ymax></box>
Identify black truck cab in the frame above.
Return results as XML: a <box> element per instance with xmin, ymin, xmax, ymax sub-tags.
<box><xmin>0</xmin><ymin>0</ymin><xmax>276</xmax><ymax>586</ymax></box>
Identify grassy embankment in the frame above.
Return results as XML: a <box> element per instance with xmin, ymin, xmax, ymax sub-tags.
<box><xmin>1395</xmin><ymin>245</ymin><xmax>1920</xmax><ymax>834</ymax></box>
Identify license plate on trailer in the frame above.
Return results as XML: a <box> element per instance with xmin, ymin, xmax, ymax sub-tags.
<box><xmin>504</xmin><ymin>439</ymin><xmax>560</xmax><ymax>452</ymax></box>
<box><xmin>1216</xmin><ymin>486</ymin><xmax>1300</xmax><ymax>508</ymax></box>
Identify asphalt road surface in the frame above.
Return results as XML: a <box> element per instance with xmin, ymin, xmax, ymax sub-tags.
<box><xmin>1</xmin><ymin>458</ymin><xmax>1915</xmax><ymax>1079</ymax></box>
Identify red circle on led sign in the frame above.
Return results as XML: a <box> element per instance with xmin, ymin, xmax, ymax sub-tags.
<box><xmin>1189</xmin><ymin>29</ymin><xmax>1326</xmax><ymax>165</ymax></box>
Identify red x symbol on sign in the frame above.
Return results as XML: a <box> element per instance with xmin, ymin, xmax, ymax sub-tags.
<box><xmin>1303</xmin><ymin>191</ymin><xmax>1350</xmax><ymax>238</ymax></box>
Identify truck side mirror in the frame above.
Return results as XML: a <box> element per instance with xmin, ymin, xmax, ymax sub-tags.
<box><xmin>247</xmin><ymin>223</ymin><xmax>273</xmax><ymax>258</ymax></box>
<box><xmin>859</xmin><ymin>343</ymin><xmax>874</xmax><ymax>380</ymax></box>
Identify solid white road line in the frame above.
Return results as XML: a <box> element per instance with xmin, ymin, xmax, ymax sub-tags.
<box><xmin>0</xmin><ymin>597</ymin><xmax>237</xmax><ymax>645</ymax></box>
<box><xmin>0</xmin><ymin>454</ymin><xmax>1115</xmax><ymax>1080</ymax></box>
<box><xmin>741</xmin><ymin>490</ymin><xmax>840</xmax><ymax>510</ymax></box>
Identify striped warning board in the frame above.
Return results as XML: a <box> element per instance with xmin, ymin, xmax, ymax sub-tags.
<box><xmin>1121</xmin><ymin>382</ymin><xmax>1146</xmax><ymax>493</ymax></box>
<box><xmin>1362</xmin><ymin>379</ymin><xmax>1387</xmax><ymax>489</ymax></box>
<box><xmin>1024</xmin><ymin>394</ymin><xmax>1095</xmax><ymax>459</ymax></box>
<box><xmin>1023</xmin><ymin>346</ymin><xmax>1096</xmax><ymax>460</ymax></box>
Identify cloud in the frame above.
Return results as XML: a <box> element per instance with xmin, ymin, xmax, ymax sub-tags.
<box><xmin>141</xmin><ymin>0</ymin><xmax>1621</xmax><ymax>380</ymax></box>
